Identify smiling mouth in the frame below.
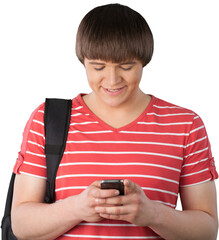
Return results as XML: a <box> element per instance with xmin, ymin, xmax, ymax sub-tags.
<box><xmin>106</xmin><ymin>88</ymin><xmax>123</xmax><ymax>92</ymax></box>
<box><xmin>103</xmin><ymin>86</ymin><xmax>126</xmax><ymax>96</ymax></box>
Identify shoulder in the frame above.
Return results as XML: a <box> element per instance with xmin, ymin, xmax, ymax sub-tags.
<box><xmin>152</xmin><ymin>96</ymin><xmax>196</xmax><ymax>114</ymax></box>
<box><xmin>23</xmin><ymin>102</ymin><xmax>45</xmax><ymax>135</ymax></box>
<box><xmin>150</xmin><ymin>96</ymin><xmax>199</xmax><ymax>125</ymax></box>
<box><xmin>20</xmin><ymin>102</ymin><xmax>45</xmax><ymax>153</ymax></box>
<box><xmin>152</xmin><ymin>96</ymin><xmax>208</xmax><ymax>132</ymax></box>
<box><xmin>72</xmin><ymin>93</ymin><xmax>90</xmax><ymax>114</ymax></box>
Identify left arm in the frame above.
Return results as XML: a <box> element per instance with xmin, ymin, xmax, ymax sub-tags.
<box><xmin>95</xmin><ymin>179</ymin><xmax>218</xmax><ymax>240</ymax></box>
<box><xmin>149</xmin><ymin>180</ymin><xmax>218</xmax><ymax>240</ymax></box>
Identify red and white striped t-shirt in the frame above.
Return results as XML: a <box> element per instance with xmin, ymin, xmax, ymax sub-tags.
<box><xmin>14</xmin><ymin>94</ymin><xmax>218</xmax><ymax>240</ymax></box>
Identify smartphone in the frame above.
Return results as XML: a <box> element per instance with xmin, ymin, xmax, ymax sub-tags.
<box><xmin>100</xmin><ymin>179</ymin><xmax>124</xmax><ymax>195</ymax></box>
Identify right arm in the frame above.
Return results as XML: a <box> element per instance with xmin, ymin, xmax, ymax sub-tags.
<box><xmin>11</xmin><ymin>174</ymin><xmax>81</xmax><ymax>240</ymax></box>
<box><xmin>11</xmin><ymin>174</ymin><xmax>118</xmax><ymax>240</ymax></box>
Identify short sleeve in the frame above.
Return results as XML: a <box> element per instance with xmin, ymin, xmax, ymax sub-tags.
<box><xmin>180</xmin><ymin>114</ymin><xmax>218</xmax><ymax>187</ymax></box>
<box><xmin>13</xmin><ymin>103</ymin><xmax>47</xmax><ymax>179</ymax></box>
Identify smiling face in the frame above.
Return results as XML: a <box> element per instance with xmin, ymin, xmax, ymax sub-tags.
<box><xmin>84</xmin><ymin>58</ymin><xmax>144</xmax><ymax>109</ymax></box>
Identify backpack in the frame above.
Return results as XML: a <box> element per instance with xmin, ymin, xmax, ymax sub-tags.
<box><xmin>1</xmin><ymin>98</ymin><xmax>72</xmax><ymax>240</ymax></box>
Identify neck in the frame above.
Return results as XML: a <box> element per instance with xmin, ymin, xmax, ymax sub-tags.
<box><xmin>83</xmin><ymin>91</ymin><xmax>151</xmax><ymax>128</ymax></box>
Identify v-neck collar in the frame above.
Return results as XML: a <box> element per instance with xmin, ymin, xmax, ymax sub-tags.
<box><xmin>77</xmin><ymin>93</ymin><xmax>155</xmax><ymax>132</ymax></box>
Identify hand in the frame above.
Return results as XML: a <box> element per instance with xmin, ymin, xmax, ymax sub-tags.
<box><xmin>73</xmin><ymin>181</ymin><xmax>120</xmax><ymax>223</ymax></box>
<box><xmin>94</xmin><ymin>179</ymin><xmax>156</xmax><ymax>226</ymax></box>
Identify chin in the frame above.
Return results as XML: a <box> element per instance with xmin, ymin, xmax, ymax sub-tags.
<box><xmin>103</xmin><ymin>99</ymin><xmax>125</xmax><ymax>109</ymax></box>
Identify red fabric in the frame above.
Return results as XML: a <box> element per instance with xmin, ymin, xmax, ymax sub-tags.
<box><xmin>14</xmin><ymin>103</ymin><xmax>46</xmax><ymax>178</ymax></box>
<box><xmin>14</xmin><ymin>94</ymin><xmax>218</xmax><ymax>240</ymax></box>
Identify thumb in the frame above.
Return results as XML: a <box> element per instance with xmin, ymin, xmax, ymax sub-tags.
<box><xmin>91</xmin><ymin>180</ymin><xmax>101</xmax><ymax>188</ymax></box>
<box><xmin>124</xmin><ymin>179</ymin><xmax>139</xmax><ymax>195</ymax></box>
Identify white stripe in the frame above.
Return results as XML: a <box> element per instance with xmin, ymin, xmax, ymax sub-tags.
<box><xmin>38</xmin><ymin>110</ymin><xmax>44</xmax><ymax>113</ymax></box>
<box><xmin>33</xmin><ymin>119</ymin><xmax>44</xmax><ymax>126</ymax></box>
<box><xmin>120</xmin><ymin>131</ymin><xmax>189</xmax><ymax>136</ymax></box>
<box><xmin>26</xmin><ymin>151</ymin><xmax>46</xmax><ymax>158</ymax></box>
<box><xmin>193</xmin><ymin>116</ymin><xmax>200</xmax><ymax>120</ymax></box>
<box><xmin>64</xmin><ymin>151</ymin><xmax>183</xmax><ymax>160</ymax></box>
<box><xmin>71</xmin><ymin>113</ymin><xmax>81</xmax><ymax>117</ymax></box>
<box><xmin>180</xmin><ymin>168</ymin><xmax>209</xmax><ymax>177</ymax></box>
<box><xmin>147</xmin><ymin>112</ymin><xmax>194</xmax><ymax>117</ymax></box>
<box><xmin>69</xmin><ymin>130</ymin><xmax>113</xmax><ymax>134</ymax></box>
<box><xmin>182</xmin><ymin>158</ymin><xmax>208</xmax><ymax>168</ymax></box>
<box><xmin>184</xmin><ymin>147</ymin><xmax>208</xmax><ymax>158</ymax></box>
<box><xmin>72</xmin><ymin>106</ymin><xmax>83</xmax><ymax>110</ymax></box>
<box><xmin>153</xmin><ymin>105</ymin><xmax>182</xmax><ymax>109</ymax></box>
<box><xmin>30</xmin><ymin>130</ymin><xmax>45</xmax><ymax>139</ymax></box>
<box><xmin>55</xmin><ymin>186</ymin><xmax>87</xmax><ymax>192</ymax></box>
<box><xmin>190</xmin><ymin>125</ymin><xmax>204</xmax><ymax>134</ymax></box>
<box><xmin>70</xmin><ymin>121</ymin><xmax>98</xmax><ymax>126</ymax></box>
<box><xmin>71</xmin><ymin>113</ymin><xmax>89</xmax><ymax>117</ymax></box>
<box><xmin>79</xmin><ymin>223</ymin><xmax>136</xmax><ymax>227</ymax></box>
<box><xmin>63</xmin><ymin>234</ymin><xmax>160</xmax><ymax>239</ymax></box>
<box><xmin>142</xmin><ymin>187</ymin><xmax>178</xmax><ymax>196</ymax></box>
<box><xmin>28</xmin><ymin>140</ymin><xmax>45</xmax><ymax>149</ymax></box>
<box><xmin>185</xmin><ymin>136</ymin><xmax>207</xmax><ymax>148</ymax></box>
<box><xmin>56</xmin><ymin>174</ymin><xmax>179</xmax><ymax>184</ymax></box>
<box><xmin>180</xmin><ymin>178</ymin><xmax>211</xmax><ymax>187</ymax></box>
<box><xmin>59</xmin><ymin>162</ymin><xmax>180</xmax><ymax>172</ymax></box>
<box><xmin>20</xmin><ymin>171</ymin><xmax>46</xmax><ymax>179</ymax></box>
<box><xmin>154</xmin><ymin>200</ymin><xmax>176</xmax><ymax>208</ymax></box>
<box><xmin>138</xmin><ymin>121</ymin><xmax>192</xmax><ymax>126</ymax></box>
<box><xmin>66</xmin><ymin>140</ymin><xmax>185</xmax><ymax>148</ymax></box>
<box><xmin>23</xmin><ymin>161</ymin><xmax>46</xmax><ymax>169</ymax></box>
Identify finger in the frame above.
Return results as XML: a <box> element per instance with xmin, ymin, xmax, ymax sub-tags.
<box><xmin>91</xmin><ymin>181</ymin><xmax>121</xmax><ymax>198</ymax></box>
<box><xmin>99</xmin><ymin>213</ymin><xmax>128</xmax><ymax>221</ymax></box>
<box><xmin>91</xmin><ymin>180</ymin><xmax>101</xmax><ymax>188</ymax></box>
<box><xmin>91</xmin><ymin>188</ymin><xmax>120</xmax><ymax>199</ymax></box>
<box><xmin>124</xmin><ymin>179</ymin><xmax>139</xmax><ymax>195</ymax></box>
<box><xmin>95</xmin><ymin>205</ymin><xmax>128</xmax><ymax>216</ymax></box>
<box><xmin>95</xmin><ymin>195</ymin><xmax>127</xmax><ymax>205</ymax></box>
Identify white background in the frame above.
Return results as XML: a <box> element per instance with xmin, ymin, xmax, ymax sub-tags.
<box><xmin>0</xmin><ymin>0</ymin><xmax>218</xmax><ymax>232</ymax></box>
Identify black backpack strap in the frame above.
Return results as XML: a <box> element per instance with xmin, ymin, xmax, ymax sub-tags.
<box><xmin>44</xmin><ymin>98</ymin><xmax>72</xmax><ymax>203</ymax></box>
<box><xmin>1</xmin><ymin>173</ymin><xmax>17</xmax><ymax>239</ymax></box>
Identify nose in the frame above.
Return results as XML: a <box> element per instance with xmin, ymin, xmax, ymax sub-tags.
<box><xmin>107</xmin><ymin>67</ymin><xmax>121</xmax><ymax>86</ymax></box>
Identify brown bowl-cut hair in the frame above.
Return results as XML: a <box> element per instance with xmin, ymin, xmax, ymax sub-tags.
<box><xmin>76</xmin><ymin>4</ymin><xmax>154</xmax><ymax>67</ymax></box>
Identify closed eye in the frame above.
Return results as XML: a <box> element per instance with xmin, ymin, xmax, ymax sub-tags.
<box><xmin>120</xmin><ymin>66</ymin><xmax>133</xmax><ymax>71</ymax></box>
<box><xmin>95</xmin><ymin>66</ymin><xmax>105</xmax><ymax>71</ymax></box>
<box><xmin>119</xmin><ymin>62</ymin><xmax>136</xmax><ymax>71</ymax></box>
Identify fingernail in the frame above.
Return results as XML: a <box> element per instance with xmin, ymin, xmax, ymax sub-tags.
<box><xmin>95</xmin><ymin>198</ymin><xmax>102</xmax><ymax>203</ymax></box>
<box><xmin>125</xmin><ymin>179</ymin><xmax>130</xmax><ymax>186</ymax></box>
<box><xmin>114</xmin><ymin>190</ymin><xmax>120</xmax><ymax>195</ymax></box>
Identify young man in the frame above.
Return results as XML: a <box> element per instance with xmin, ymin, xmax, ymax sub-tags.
<box><xmin>11</xmin><ymin>4</ymin><xmax>218</xmax><ymax>240</ymax></box>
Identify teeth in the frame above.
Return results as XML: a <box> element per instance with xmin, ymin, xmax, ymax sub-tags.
<box><xmin>107</xmin><ymin>88</ymin><xmax>120</xmax><ymax>92</ymax></box>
